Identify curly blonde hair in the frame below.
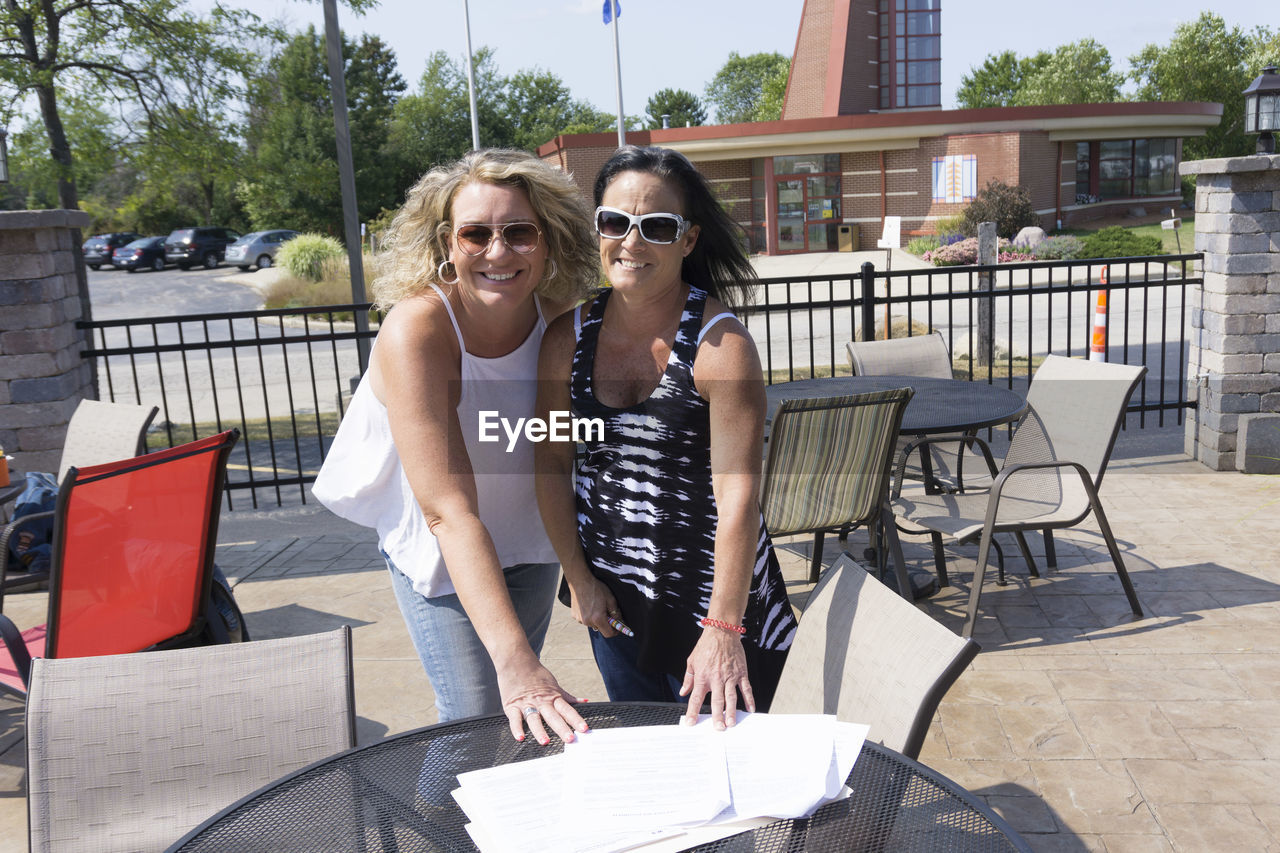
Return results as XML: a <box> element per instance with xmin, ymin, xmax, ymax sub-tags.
<box><xmin>372</xmin><ymin>149</ymin><xmax>598</xmax><ymax>308</ymax></box>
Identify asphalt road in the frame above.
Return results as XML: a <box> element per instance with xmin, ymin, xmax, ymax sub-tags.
<box><xmin>86</xmin><ymin>262</ymin><xmax>265</xmax><ymax>322</ymax></box>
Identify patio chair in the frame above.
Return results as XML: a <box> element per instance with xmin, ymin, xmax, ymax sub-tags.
<box><xmin>25</xmin><ymin>627</ymin><xmax>356</xmax><ymax>853</ymax></box>
<box><xmin>846</xmin><ymin>331</ymin><xmax>982</xmax><ymax>494</ymax></box>
<box><xmin>891</xmin><ymin>355</ymin><xmax>1146</xmax><ymax>637</ymax></box>
<box><xmin>770</xmin><ymin>552</ymin><xmax>978</xmax><ymax>759</ymax></box>
<box><xmin>0</xmin><ymin>430</ymin><xmax>239</xmax><ymax>696</ymax></box>
<box><xmin>0</xmin><ymin>399</ymin><xmax>158</xmax><ymax>602</ymax></box>
<box><xmin>761</xmin><ymin>389</ymin><xmax>913</xmax><ymax>593</ymax></box>
<box><xmin>846</xmin><ymin>331</ymin><xmax>953</xmax><ymax>380</ymax></box>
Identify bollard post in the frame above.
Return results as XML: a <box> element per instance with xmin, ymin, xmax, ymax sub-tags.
<box><xmin>859</xmin><ymin>262</ymin><xmax>877</xmax><ymax>344</ymax></box>
<box><xmin>975</xmin><ymin>222</ymin><xmax>997</xmax><ymax>367</ymax></box>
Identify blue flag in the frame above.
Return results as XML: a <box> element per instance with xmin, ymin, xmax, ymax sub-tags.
<box><xmin>602</xmin><ymin>0</ymin><xmax>620</xmax><ymax>24</ymax></box>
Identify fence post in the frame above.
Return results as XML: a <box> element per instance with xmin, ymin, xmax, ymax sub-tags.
<box><xmin>859</xmin><ymin>261</ymin><xmax>877</xmax><ymax>343</ymax></box>
<box><xmin>976</xmin><ymin>221</ymin><xmax>997</xmax><ymax>366</ymax></box>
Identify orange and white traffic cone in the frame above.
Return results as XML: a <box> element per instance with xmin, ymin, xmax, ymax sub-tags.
<box><xmin>1090</xmin><ymin>265</ymin><xmax>1108</xmax><ymax>362</ymax></box>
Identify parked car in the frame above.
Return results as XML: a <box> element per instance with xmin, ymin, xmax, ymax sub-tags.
<box><xmin>82</xmin><ymin>232</ymin><xmax>142</xmax><ymax>270</ymax></box>
<box><xmin>163</xmin><ymin>227</ymin><xmax>242</xmax><ymax>270</ymax></box>
<box><xmin>226</xmin><ymin>229</ymin><xmax>300</xmax><ymax>271</ymax></box>
<box><xmin>111</xmin><ymin>236</ymin><xmax>168</xmax><ymax>273</ymax></box>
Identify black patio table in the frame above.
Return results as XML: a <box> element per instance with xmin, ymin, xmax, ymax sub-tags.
<box><xmin>765</xmin><ymin>375</ymin><xmax>1027</xmax><ymax>436</ymax></box>
<box><xmin>167</xmin><ymin>702</ymin><xmax>1031</xmax><ymax>853</ymax></box>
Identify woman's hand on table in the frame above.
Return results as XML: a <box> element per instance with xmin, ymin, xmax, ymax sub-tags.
<box><xmin>499</xmin><ymin>658</ymin><xmax>589</xmax><ymax>746</ymax></box>
<box><xmin>680</xmin><ymin>626</ymin><xmax>755</xmax><ymax>731</ymax></box>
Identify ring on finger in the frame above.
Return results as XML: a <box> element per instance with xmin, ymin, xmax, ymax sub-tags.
<box><xmin>522</xmin><ymin>705</ymin><xmax>538</xmax><ymax>719</ymax></box>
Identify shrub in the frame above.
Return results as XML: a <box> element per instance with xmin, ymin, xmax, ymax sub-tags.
<box><xmin>277</xmin><ymin>233</ymin><xmax>345</xmax><ymax>282</ymax></box>
<box><xmin>1035</xmin><ymin>235</ymin><xmax>1084</xmax><ymax>260</ymax></box>
<box><xmin>907</xmin><ymin>235</ymin><xmax>940</xmax><ymax>255</ymax></box>
<box><xmin>924</xmin><ymin>237</ymin><xmax>1035</xmax><ymax>266</ymax></box>
<box><xmin>925</xmin><ymin>237</ymin><xmax>980</xmax><ymax>266</ymax></box>
<box><xmin>934</xmin><ymin>212</ymin><xmax>969</xmax><ymax>242</ymax></box>
<box><xmin>1078</xmin><ymin>226</ymin><xmax>1163</xmax><ymax>259</ymax></box>
<box><xmin>962</xmin><ymin>179</ymin><xmax>1037</xmax><ymax>239</ymax></box>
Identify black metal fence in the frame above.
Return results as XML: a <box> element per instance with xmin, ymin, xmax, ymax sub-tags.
<box><xmin>79</xmin><ymin>254</ymin><xmax>1201</xmax><ymax>507</ymax></box>
<box><xmin>79</xmin><ymin>305</ymin><xmax>380</xmax><ymax>508</ymax></box>
<box><xmin>743</xmin><ymin>253</ymin><xmax>1200</xmax><ymax>429</ymax></box>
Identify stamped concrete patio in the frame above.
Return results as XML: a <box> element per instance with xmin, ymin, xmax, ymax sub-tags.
<box><xmin>0</xmin><ymin>419</ymin><xmax>1277</xmax><ymax>851</ymax></box>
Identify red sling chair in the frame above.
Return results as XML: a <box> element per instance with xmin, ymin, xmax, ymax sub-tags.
<box><xmin>0</xmin><ymin>430</ymin><xmax>239</xmax><ymax>696</ymax></box>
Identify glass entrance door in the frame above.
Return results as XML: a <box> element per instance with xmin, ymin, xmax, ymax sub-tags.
<box><xmin>774</xmin><ymin>172</ymin><xmax>843</xmax><ymax>253</ymax></box>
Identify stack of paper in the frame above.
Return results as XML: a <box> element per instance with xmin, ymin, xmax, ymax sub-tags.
<box><xmin>449</xmin><ymin>713</ymin><xmax>868</xmax><ymax>853</ymax></box>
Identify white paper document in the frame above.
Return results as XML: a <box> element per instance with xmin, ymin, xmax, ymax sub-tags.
<box><xmin>561</xmin><ymin>725</ymin><xmax>732</xmax><ymax>831</ymax></box>
<box><xmin>448</xmin><ymin>712</ymin><xmax>870</xmax><ymax>853</ymax></box>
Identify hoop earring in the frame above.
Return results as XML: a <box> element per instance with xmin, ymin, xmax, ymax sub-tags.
<box><xmin>437</xmin><ymin>260</ymin><xmax>458</xmax><ymax>285</ymax></box>
<box><xmin>545</xmin><ymin>258</ymin><xmax>558</xmax><ymax>281</ymax></box>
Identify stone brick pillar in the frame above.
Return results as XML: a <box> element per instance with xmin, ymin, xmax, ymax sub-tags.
<box><xmin>0</xmin><ymin>209</ymin><xmax>95</xmax><ymax>475</ymax></box>
<box><xmin>1179</xmin><ymin>154</ymin><xmax>1280</xmax><ymax>471</ymax></box>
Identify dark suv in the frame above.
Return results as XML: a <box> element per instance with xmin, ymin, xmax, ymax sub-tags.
<box><xmin>82</xmin><ymin>232</ymin><xmax>142</xmax><ymax>270</ymax></box>
<box><xmin>163</xmin><ymin>227</ymin><xmax>242</xmax><ymax>270</ymax></box>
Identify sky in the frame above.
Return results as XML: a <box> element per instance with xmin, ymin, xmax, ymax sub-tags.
<box><xmin>224</xmin><ymin>0</ymin><xmax>1269</xmax><ymax>121</ymax></box>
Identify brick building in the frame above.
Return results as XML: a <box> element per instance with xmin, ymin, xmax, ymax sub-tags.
<box><xmin>539</xmin><ymin>0</ymin><xmax>1222</xmax><ymax>255</ymax></box>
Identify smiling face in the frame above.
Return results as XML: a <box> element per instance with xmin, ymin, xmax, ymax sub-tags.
<box><xmin>447</xmin><ymin>180</ymin><xmax>546</xmax><ymax>308</ymax></box>
<box><xmin>597</xmin><ymin>170</ymin><xmax>698</xmax><ymax>295</ymax></box>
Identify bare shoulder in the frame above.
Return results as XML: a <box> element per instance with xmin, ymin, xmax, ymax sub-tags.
<box><xmin>542</xmin><ymin>296</ymin><xmax>597</xmax><ymax>355</ymax></box>
<box><xmin>370</xmin><ymin>291</ymin><xmax>460</xmax><ymax>400</ymax></box>
<box><xmin>694</xmin><ymin>296</ymin><xmax>761</xmax><ymax>388</ymax></box>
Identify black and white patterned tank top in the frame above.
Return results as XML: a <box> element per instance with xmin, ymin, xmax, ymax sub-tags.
<box><xmin>571</xmin><ymin>285</ymin><xmax>797</xmax><ymax>692</ymax></box>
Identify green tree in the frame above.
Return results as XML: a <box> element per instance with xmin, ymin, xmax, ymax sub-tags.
<box><xmin>133</xmin><ymin>17</ymin><xmax>269</xmax><ymax>228</ymax></box>
<box><xmin>389</xmin><ymin>48</ymin><xmax>510</xmax><ymax>181</ymax></box>
<box><xmin>956</xmin><ymin>51</ymin><xmax>1037</xmax><ymax>109</ymax></box>
<box><xmin>1014</xmin><ymin>39</ymin><xmax>1123</xmax><ymax>105</ymax></box>
<box><xmin>5</xmin><ymin>95</ymin><xmax>121</xmax><ymax>212</ymax></box>
<box><xmin>502</xmin><ymin>68</ymin><xmax>609</xmax><ymax>150</ymax></box>
<box><xmin>239</xmin><ymin>27</ymin><xmax>406</xmax><ymax>233</ymax></box>
<box><xmin>1129</xmin><ymin>13</ymin><xmax>1276</xmax><ymax>160</ymax></box>
<box><xmin>645</xmin><ymin>87</ymin><xmax>706</xmax><ymax>129</ymax></box>
<box><xmin>704</xmin><ymin>51</ymin><xmax>790</xmax><ymax>124</ymax></box>
<box><xmin>755</xmin><ymin>61</ymin><xmax>790</xmax><ymax>121</ymax></box>
<box><xmin>238</xmin><ymin>28</ymin><xmax>339</xmax><ymax>232</ymax></box>
<box><xmin>345</xmin><ymin>35</ymin><xmax>407</xmax><ymax>219</ymax></box>
<box><xmin>0</xmin><ymin>0</ymin><xmax>269</xmax><ymax>210</ymax></box>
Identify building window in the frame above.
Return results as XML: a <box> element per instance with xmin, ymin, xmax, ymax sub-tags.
<box><xmin>1075</xmin><ymin>142</ymin><xmax>1093</xmax><ymax>201</ymax></box>
<box><xmin>879</xmin><ymin>0</ymin><xmax>940</xmax><ymax>109</ymax></box>
<box><xmin>1079</xmin><ymin>138</ymin><xmax>1177</xmax><ymax>201</ymax></box>
<box><xmin>932</xmin><ymin>154</ymin><xmax>976</xmax><ymax>203</ymax></box>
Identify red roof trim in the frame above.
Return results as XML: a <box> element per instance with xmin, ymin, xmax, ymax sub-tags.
<box><xmin>536</xmin><ymin>101</ymin><xmax>1223</xmax><ymax>156</ymax></box>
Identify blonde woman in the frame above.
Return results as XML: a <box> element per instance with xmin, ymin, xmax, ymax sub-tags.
<box><xmin>314</xmin><ymin>149</ymin><xmax>597</xmax><ymax>744</ymax></box>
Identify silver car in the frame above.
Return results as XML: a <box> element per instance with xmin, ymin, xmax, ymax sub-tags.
<box><xmin>226</xmin><ymin>230</ymin><xmax>299</xmax><ymax>271</ymax></box>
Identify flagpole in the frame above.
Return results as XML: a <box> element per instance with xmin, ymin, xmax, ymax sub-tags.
<box><xmin>462</xmin><ymin>0</ymin><xmax>481</xmax><ymax>150</ymax></box>
<box><xmin>610</xmin><ymin>1</ymin><xmax>625</xmax><ymax>147</ymax></box>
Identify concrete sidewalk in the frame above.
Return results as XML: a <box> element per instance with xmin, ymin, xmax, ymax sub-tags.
<box><xmin>1</xmin><ymin>422</ymin><xmax>1278</xmax><ymax>851</ymax></box>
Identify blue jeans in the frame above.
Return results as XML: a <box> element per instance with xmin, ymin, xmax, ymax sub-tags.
<box><xmin>387</xmin><ymin>556</ymin><xmax>559</xmax><ymax>722</ymax></box>
<box><xmin>589</xmin><ymin>629</ymin><xmax>685</xmax><ymax>703</ymax></box>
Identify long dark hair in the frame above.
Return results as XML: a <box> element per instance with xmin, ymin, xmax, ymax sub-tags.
<box><xmin>593</xmin><ymin>145</ymin><xmax>757</xmax><ymax>311</ymax></box>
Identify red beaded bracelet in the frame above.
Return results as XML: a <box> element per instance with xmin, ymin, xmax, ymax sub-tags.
<box><xmin>700</xmin><ymin>617</ymin><xmax>746</xmax><ymax>635</ymax></box>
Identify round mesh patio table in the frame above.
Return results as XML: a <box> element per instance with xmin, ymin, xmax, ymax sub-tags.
<box><xmin>765</xmin><ymin>376</ymin><xmax>1027</xmax><ymax>435</ymax></box>
<box><xmin>167</xmin><ymin>702</ymin><xmax>1030</xmax><ymax>852</ymax></box>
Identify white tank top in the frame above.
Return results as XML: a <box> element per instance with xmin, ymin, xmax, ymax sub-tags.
<box><xmin>312</xmin><ymin>284</ymin><xmax>557</xmax><ymax>598</ymax></box>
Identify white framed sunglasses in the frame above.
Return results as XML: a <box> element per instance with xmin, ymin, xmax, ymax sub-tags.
<box><xmin>594</xmin><ymin>206</ymin><xmax>690</xmax><ymax>244</ymax></box>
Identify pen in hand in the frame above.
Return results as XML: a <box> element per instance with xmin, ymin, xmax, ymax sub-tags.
<box><xmin>607</xmin><ymin>616</ymin><xmax>634</xmax><ymax>637</ymax></box>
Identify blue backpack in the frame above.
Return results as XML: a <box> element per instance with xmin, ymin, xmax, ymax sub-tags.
<box><xmin>5</xmin><ymin>472</ymin><xmax>58</xmax><ymax>573</ymax></box>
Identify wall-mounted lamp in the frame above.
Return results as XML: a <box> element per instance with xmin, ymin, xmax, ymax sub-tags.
<box><xmin>1243</xmin><ymin>65</ymin><xmax>1279</xmax><ymax>155</ymax></box>
<box><xmin>0</xmin><ymin>127</ymin><xmax>9</xmax><ymax>183</ymax></box>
